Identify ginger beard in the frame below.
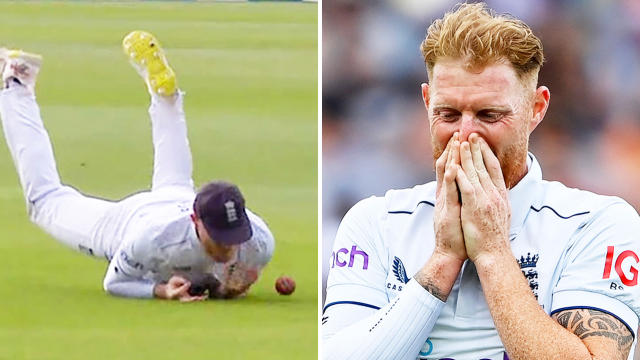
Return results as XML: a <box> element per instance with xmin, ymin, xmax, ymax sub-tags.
<box><xmin>431</xmin><ymin>123</ymin><xmax>530</xmax><ymax>190</ymax></box>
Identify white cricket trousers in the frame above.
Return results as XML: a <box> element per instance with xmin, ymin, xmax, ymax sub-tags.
<box><xmin>0</xmin><ymin>85</ymin><xmax>193</xmax><ymax>259</ymax></box>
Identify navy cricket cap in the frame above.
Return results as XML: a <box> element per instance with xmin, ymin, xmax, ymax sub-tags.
<box><xmin>193</xmin><ymin>181</ymin><xmax>252</xmax><ymax>246</ymax></box>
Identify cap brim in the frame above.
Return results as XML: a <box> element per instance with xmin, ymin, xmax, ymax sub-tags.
<box><xmin>205</xmin><ymin>211</ymin><xmax>253</xmax><ymax>246</ymax></box>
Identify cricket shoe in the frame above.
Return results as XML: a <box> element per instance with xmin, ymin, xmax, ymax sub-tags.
<box><xmin>122</xmin><ymin>31</ymin><xmax>177</xmax><ymax>96</ymax></box>
<box><xmin>0</xmin><ymin>48</ymin><xmax>42</xmax><ymax>94</ymax></box>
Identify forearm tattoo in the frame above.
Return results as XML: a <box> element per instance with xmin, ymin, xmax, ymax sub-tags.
<box><xmin>553</xmin><ymin>308</ymin><xmax>633</xmax><ymax>357</ymax></box>
<box><xmin>420</xmin><ymin>279</ymin><xmax>446</xmax><ymax>302</ymax></box>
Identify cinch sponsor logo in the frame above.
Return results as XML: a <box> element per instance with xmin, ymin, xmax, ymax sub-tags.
<box><xmin>331</xmin><ymin>245</ymin><xmax>369</xmax><ymax>269</ymax></box>
<box><xmin>603</xmin><ymin>246</ymin><xmax>638</xmax><ymax>286</ymax></box>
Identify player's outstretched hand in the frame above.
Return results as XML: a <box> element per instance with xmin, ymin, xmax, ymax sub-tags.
<box><xmin>455</xmin><ymin>133</ymin><xmax>510</xmax><ymax>263</ymax></box>
<box><xmin>154</xmin><ymin>275</ymin><xmax>207</xmax><ymax>302</ymax></box>
<box><xmin>433</xmin><ymin>132</ymin><xmax>467</xmax><ymax>262</ymax></box>
<box><xmin>213</xmin><ymin>267</ymin><xmax>259</xmax><ymax>299</ymax></box>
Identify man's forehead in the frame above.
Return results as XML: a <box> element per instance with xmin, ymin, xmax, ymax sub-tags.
<box><xmin>430</xmin><ymin>59</ymin><xmax>520</xmax><ymax>98</ymax></box>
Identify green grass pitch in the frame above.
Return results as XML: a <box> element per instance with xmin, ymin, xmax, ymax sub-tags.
<box><xmin>0</xmin><ymin>2</ymin><xmax>317</xmax><ymax>359</ymax></box>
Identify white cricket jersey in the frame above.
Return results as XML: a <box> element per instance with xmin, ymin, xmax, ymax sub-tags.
<box><xmin>93</xmin><ymin>187</ymin><xmax>274</xmax><ymax>298</ymax></box>
<box><xmin>323</xmin><ymin>153</ymin><xmax>640</xmax><ymax>360</ymax></box>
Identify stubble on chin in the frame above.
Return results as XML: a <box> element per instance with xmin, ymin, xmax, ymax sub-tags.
<box><xmin>432</xmin><ymin>140</ymin><xmax>446</xmax><ymax>169</ymax></box>
<box><xmin>498</xmin><ymin>140</ymin><xmax>529</xmax><ymax>189</ymax></box>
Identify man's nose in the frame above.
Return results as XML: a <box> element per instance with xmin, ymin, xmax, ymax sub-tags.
<box><xmin>457</xmin><ymin>113</ymin><xmax>476</xmax><ymax>142</ymax></box>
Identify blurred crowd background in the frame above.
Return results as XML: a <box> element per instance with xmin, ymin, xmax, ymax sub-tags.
<box><xmin>322</xmin><ymin>0</ymin><xmax>640</xmax><ymax>304</ymax></box>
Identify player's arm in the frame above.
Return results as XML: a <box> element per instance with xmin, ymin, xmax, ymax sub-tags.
<box><xmin>104</xmin><ymin>255</ymin><xmax>205</xmax><ymax>301</ymax></box>
<box><xmin>473</xmin><ymin>252</ymin><xmax>633</xmax><ymax>360</ymax></box>
<box><xmin>103</xmin><ymin>235</ymin><xmax>204</xmax><ymax>301</ymax></box>
<box><xmin>211</xmin><ymin>270</ymin><xmax>256</xmax><ymax>299</ymax></box>
<box><xmin>552</xmin><ymin>308</ymin><xmax>633</xmax><ymax>358</ymax></box>
<box><xmin>322</xmin><ymin>194</ymin><xmax>464</xmax><ymax>360</ymax></box>
<box><xmin>323</xmin><ymin>136</ymin><xmax>467</xmax><ymax>360</ymax></box>
<box><xmin>473</xmin><ymin>250</ymin><xmax>634</xmax><ymax>359</ymax></box>
<box><xmin>545</xmin><ymin>201</ymin><xmax>640</xmax><ymax>359</ymax></box>
<box><xmin>457</xmin><ymin>135</ymin><xmax>638</xmax><ymax>359</ymax></box>
<box><xmin>204</xmin><ymin>261</ymin><xmax>259</xmax><ymax>299</ymax></box>
<box><xmin>213</xmin><ymin>210</ymin><xmax>275</xmax><ymax>299</ymax></box>
<box><xmin>103</xmin><ymin>251</ymin><xmax>154</xmax><ymax>298</ymax></box>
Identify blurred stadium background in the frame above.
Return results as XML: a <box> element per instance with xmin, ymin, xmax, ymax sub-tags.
<box><xmin>0</xmin><ymin>2</ymin><xmax>316</xmax><ymax>359</ymax></box>
<box><xmin>322</xmin><ymin>0</ymin><xmax>640</xmax><ymax>349</ymax></box>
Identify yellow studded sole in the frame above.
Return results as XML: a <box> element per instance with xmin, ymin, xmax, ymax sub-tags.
<box><xmin>0</xmin><ymin>49</ymin><xmax>42</xmax><ymax>66</ymax></box>
<box><xmin>122</xmin><ymin>31</ymin><xmax>176</xmax><ymax>96</ymax></box>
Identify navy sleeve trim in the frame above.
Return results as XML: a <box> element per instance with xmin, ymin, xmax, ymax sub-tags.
<box><xmin>530</xmin><ymin>205</ymin><xmax>590</xmax><ymax>219</ymax></box>
<box><xmin>550</xmin><ymin>306</ymin><xmax>635</xmax><ymax>339</ymax></box>
<box><xmin>322</xmin><ymin>301</ymin><xmax>381</xmax><ymax>314</ymax></box>
<box><xmin>388</xmin><ymin>200</ymin><xmax>435</xmax><ymax>214</ymax></box>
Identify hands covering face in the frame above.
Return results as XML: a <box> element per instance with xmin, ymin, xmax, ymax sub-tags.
<box><xmin>433</xmin><ymin>133</ymin><xmax>511</xmax><ymax>263</ymax></box>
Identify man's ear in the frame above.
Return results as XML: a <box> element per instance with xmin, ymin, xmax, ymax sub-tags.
<box><xmin>190</xmin><ymin>213</ymin><xmax>197</xmax><ymax>223</ymax></box>
<box><xmin>421</xmin><ymin>83</ymin><xmax>430</xmax><ymax>110</ymax></box>
<box><xmin>530</xmin><ymin>86</ymin><xmax>550</xmax><ymax>133</ymax></box>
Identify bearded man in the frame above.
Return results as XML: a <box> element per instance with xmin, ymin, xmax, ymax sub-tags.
<box><xmin>323</xmin><ymin>3</ymin><xmax>640</xmax><ymax>360</ymax></box>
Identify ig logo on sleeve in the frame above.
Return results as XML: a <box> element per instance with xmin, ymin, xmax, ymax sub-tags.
<box><xmin>603</xmin><ymin>246</ymin><xmax>639</xmax><ymax>287</ymax></box>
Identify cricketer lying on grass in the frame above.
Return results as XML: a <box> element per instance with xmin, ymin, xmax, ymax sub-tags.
<box><xmin>0</xmin><ymin>31</ymin><xmax>274</xmax><ymax>302</ymax></box>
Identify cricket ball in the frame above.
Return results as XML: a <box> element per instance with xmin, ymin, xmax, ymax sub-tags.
<box><xmin>275</xmin><ymin>275</ymin><xmax>296</xmax><ymax>295</ymax></box>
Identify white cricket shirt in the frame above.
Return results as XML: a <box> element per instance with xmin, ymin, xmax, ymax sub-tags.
<box><xmin>92</xmin><ymin>187</ymin><xmax>274</xmax><ymax>298</ymax></box>
<box><xmin>323</xmin><ymin>153</ymin><xmax>640</xmax><ymax>360</ymax></box>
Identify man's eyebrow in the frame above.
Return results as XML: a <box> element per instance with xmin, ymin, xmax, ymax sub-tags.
<box><xmin>432</xmin><ymin>105</ymin><xmax>458</xmax><ymax>111</ymax></box>
<box><xmin>479</xmin><ymin>107</ymin><xmax>512</xmax><ymax>112</ymax></box>
<box><xmin>432</xmin><ymin>105</ymin><xmax>513</xmax><ymax>112</ymax></box>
